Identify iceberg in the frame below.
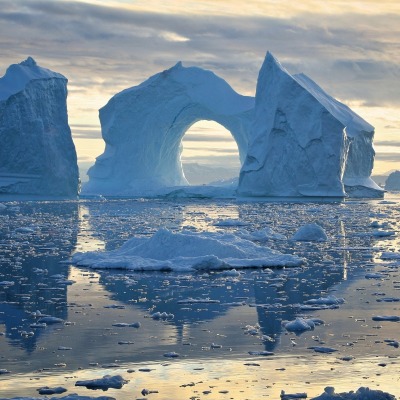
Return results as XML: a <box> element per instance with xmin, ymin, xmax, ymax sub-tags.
<box><xmin>293</xmin><ymin>73</ymin><xmax>384</xmax><ymax>198</ymax></box>
<box><xmin>0</xmin><ymin>57</ymin><xmax>79</xmax><ymax>197</ymax></box>
<box><xmin>82</xmin><ymin>62</ymin><xmax>254</xmax><ymax>196</ymax></box>
<box><xmin>385</xmin><ymin>170</ymin><xmax>400</xmax><ymax>191</ymax></box>
<box><xmin>82</xmin><ymin>52</ymin><xmax>381</xmax><ymax>199</ymax></box>
<box><xmin>238</xmin><ymin>52</ymin><xmax>349</xmax><ymax>197</ymax></box>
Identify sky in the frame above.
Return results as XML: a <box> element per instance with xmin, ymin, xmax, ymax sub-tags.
<box><xmin>0</xmin><ymin>0</ymin><xmax>399</xmax><ymax>181</ymax></box>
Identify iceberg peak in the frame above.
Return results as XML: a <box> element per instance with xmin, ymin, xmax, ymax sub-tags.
<box><xmin>20</xmin><ymin>56</ymin><xmax>37</xmax><ymax>67</ymax></box>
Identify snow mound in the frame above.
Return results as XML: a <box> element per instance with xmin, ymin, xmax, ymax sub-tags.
<box><xmin>385</xmin><ymin>170</ymin><xmax>400</xmax><ymax>191</ymax></box>
<box><xmin>0</xmin><ymin>57</ymin><xmax>79</xmax><ymax>197</ymax></box>
<box><xmin>72</xmin><ymin>228</ymin><xmax>304</xmax><ymax>272</ymax></box>
<box><xmin>311</xmin><ymin>386</ymin><xmax>396</xmax><ymax>400</ymax></box>
<box><xmin>292</xmin><ymin>223</ymin><xmax>328</xmax><ymax>241</ymax></box>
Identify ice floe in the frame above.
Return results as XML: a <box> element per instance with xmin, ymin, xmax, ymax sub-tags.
<box><xmin>72</xmin><ymin>228</ymin><xmax>304</xmax><ymax>272</ymax></box>
<box><xmin>283</xmin><ymin>317</ymin><xmax>324</xmax><ymax>333</ymax></box>
<box><xmin>75</xmin><ymin>375</ymin><xmax>128</xmax><ymax>390</ymax></box>
<box><xmin>311</xmin><ymin>386</ymin><xmax>396</xmax><ymax>399</ymax></box>
<box><xmin>291</xmin><ymin>224</ymin><xmax>328</xmax><ymax>242</ymax></box>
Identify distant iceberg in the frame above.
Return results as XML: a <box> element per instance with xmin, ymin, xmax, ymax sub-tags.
<box><xmin>0</xmin><ymin>57</ymin><xmax>79</xmax><ymax>197</ymax></box>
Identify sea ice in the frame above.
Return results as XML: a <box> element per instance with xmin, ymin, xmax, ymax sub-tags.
<box><xmin>75</xmin><ymin>375</ymin><xmax>128</xmax><ymax>390</ymax></box>
<box><xmin>72</xmin><ymin>228</ymin><xmax>304</xmax><ymax>272</ymax></box>
<box><xmin>283</xmin><ymin>317</ymin><xmax>324</xmax><ymax>333</ymax></box>
<box><xmin>291</xmin><ymin>224</ymin><xmax>328</xmax><ymax>242</ymax></box>
<box><xmin>311</xmin><ymin>386</ymin><xmax>396</xmax><ymax>399</ymax></box>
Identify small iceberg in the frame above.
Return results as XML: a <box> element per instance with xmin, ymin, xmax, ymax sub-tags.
<box><xmin>72</xmin><ymin>228</ymin><xmax>304</xmax><ymax>272</ymax></box>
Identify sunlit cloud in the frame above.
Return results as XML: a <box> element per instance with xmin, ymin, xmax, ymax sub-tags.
<box><xmin>0</xmin><ymin>0</ymin><xmax>399</xmax><ymax>177</ymax></box>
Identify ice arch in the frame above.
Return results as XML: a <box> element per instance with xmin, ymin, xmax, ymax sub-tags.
<box><xmin>181</xmin><ymin>120</ymin><xmax>242</xmax><ymax>185</ymax></box>
<box><xmin>83</xmin><ymin>63</ymin><xmax>254</xmax><ymax>196</ymax></box>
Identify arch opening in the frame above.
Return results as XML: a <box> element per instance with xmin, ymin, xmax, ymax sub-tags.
<box><xmin>181</xmin><ymin>120</ymin><xmax>241</xmax><ymax>186</ymax></box>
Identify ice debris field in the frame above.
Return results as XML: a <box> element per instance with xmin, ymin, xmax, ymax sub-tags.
<box><xmin>1</xmin><ymin>195</ymin><xmax>400</xmax><ymax>399</ymax></box>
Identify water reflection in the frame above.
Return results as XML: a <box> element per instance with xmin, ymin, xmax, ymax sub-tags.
<box><xmin>0</xmin><ymin>201</ymin><xmax>78</xmax><ymax>353</ymax></box>
<box><xmin>0</xmin><ymin>196</ymin><xmax>397</xmax><ymax>375</ymax></box>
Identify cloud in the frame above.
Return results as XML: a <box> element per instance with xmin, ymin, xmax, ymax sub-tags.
<box><xmin>1</xmin><ymin>0</ymin><xmax>399</xmax><ymax>106</ymax></box>
<box><xmin>375</xmin><ymin>152</ymin><xmax>400</xmax><ymax>162</ymax></box>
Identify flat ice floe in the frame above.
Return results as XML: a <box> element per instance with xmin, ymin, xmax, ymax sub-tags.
<box><xmin>72</xmin><ymin>228</ymin><xmax>304</xmax><ymax>272</ymax></box>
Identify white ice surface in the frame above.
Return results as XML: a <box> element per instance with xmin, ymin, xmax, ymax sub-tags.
<box><xmin>291</xmin><ymin>223</ymin><xmax>328</xmax><ymax>242</ymax></box>
<box><xmin>72</xmin><ymin>228</ymin><xmax>304</xmax><ymax>271</ymax></box>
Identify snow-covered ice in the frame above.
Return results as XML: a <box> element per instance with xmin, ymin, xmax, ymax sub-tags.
<box><xmin>291</xmin><ymin>223</ymin><xmax>328</xmax><ymax>241</ymax></box>
<box><xmin>72</xmin><ymin>228</ymin><xmax>304</xmax><ymax>271</ymax></box>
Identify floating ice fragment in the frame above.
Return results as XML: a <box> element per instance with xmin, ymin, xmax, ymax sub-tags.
<box><xmin>311</xmin><ymin>386</ymin><xmax>396</xmax><ymax>399</ymax></box>
<box><xmin>365</xmin><ymin>273</ymin><xmax>386</xmax><ymax>279</ymax></box>
<box><xmin>283</xmin><ymin>318</ymin><xmax>324</xmax><ymax>333</ymax></box>
<box><xmin>151</xmin><ymin>311</ymin><xmax>174</xmax><ymax>320</ymax></box>
<box><xmin>372</xmin><ymin>315</ymin><xmax>400</xmax><ymax>322</ymax></box>
<box><xmin>384</xmin><ymin>339</ymin><xmax>399</xmax><ymax>348</ymax></box>
<box><xmin>37</xmin><ymin>386</ymin><xmax>67</xmax><ymax>395</ymax></box>
<box><xmin>248</xmin><ymin>351</ymin><xmax>274</xmax><ymax>356</ymax></box>
<box><xmin>372</xmin><ymin>230</ymin><xmax>395</xmax><ymax>237</ymax></box>
<box><xmin>281</xmin><ymin>390</ymin><xmax>307</xmax><ymax>399</ymax></box>
<box><xmin>163</xmin><ymin>352</ymin><xmax>179</xmax><ymax>358</ymax></box>
<box><xmin>75</xmin><ymin>375</ymin><xmax>128</xmax><ymax>390</ymax></box>
<box><xmin>292</xmin><ymin>224</ymin><xmax>328</xmax><ymax>242</ymax></box>
<box><xmin>37</xmin><ymin>316</ymin><xmax>63</xmax><ymax>324</ymax></box>
<box><xmin>308</xmin><ymin>346</ymin><xmax>338</xmax><ymax>353</ymax></box>
<box><xmin>0</xmin><ymin>369</ymin><xmax>10</xmax><ymax>374</ymax></box>
<box><xmin>141</xmin><ymin>388</ymin><xmax>159</xmax><ymax>396</ymax></box>
<box><xmin>112</xmin><ymin>322</ymin><xmax>141</xmax><ymax>328</ymax></box>
<box><xmin>381</xmin><ymin>252</ymin><xmax>400</xmax><ymax>260</ymax></box>
<box><xmin>304</xmin><ymin>295</ymin><xmax>345</xmax><ymax>306</ymax></box>
<box><xmin>0</xmin><ymin>281</ymin><xmax>14</xmax><ymax>286</ymax></box>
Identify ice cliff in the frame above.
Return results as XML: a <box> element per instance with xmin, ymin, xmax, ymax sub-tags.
<box><xmin>293</xmin><ymin>73</ymin><xmax>383</xmax><ymax>198</ymax></box>
<box><xmin>238</xmin><ymin>52</ymin><xmax>382</xmax><ymax>198</ymax></box>
<box><xmin>0</xmin><ymin>57</ymin><xmax>79</xmax><ymax>197</ymax></box>
<box><xmin>83</xmin><ymin>62</ymin><xmax>254</xmax><ymax>196</ymax></box>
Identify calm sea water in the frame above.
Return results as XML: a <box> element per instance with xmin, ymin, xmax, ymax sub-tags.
<box><xmin>0</xmin><ymin>196</ymin><xmax>399</xmax><ymax>399</ymax></box>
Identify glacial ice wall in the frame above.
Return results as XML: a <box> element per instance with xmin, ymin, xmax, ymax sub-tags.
<box><xmin>293</xmin><ymin>73</ymin><xmax>383</xmax><ymax>198</ymax></box>
<box><xmin>238</xmin><ymin>52</ymin><xmax>349</xmax><ymax>197</ymax></box>
<box><xmin>0</xmin><ymin>57</ymin><xmax>79</xmax><ymax>197</ymax></box>
<box><xmin>83</xmin><ymin>62</ymin><xmax>254</xmax><ymax>196</ymax></box>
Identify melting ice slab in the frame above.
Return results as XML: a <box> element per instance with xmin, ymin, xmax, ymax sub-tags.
<box><xmin>0</xmin><ymin>57</ymin><xmax>79</xmax><ymax>197</ymax></box>
<box><xmin>72</xmin><ymin>228</ymin><xmax>304</xmax><ymax>272</ymax></box>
